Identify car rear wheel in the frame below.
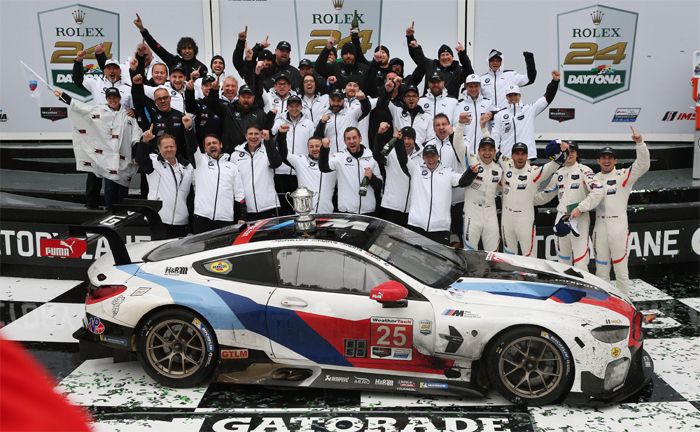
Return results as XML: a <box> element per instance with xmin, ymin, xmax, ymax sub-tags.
<box><xmin>137</xmin><ymin>309</ymin><xmax>218</xmax><ymax>388</ymax></box>
<box><xmin>486</xmin><ymin>326</ymin><xmax>574</xmax><ymax>405</ymax></box>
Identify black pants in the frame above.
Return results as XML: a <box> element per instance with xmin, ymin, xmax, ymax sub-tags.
<box><xmin>193</xmin><ymin>215</ymin><xmax>235</xmax><ymax>234</ymax></box>
<box><xmin>275</xmin><ymin>174</ymin><xmax>299</xmax><ymax>216</ymax></box>
<box><xmin>104</xmin><ymin>180</ymin><xmax>128</xmax><ymax>209</ymax></box>
<box><xmin>409</xmin><ymin>225</ymin><xmax>451</xmax><ymax>245</ymax></box>
<box><xmin>85</xmin><ymin>172</ymin><xmax>102</xmax><ymax>209</ymax></box>
<box><xmin>246</xmin><ymin>208</ymin><xmax>279</xmax><ymax>222</ymax></box>
<box><xmin>450</xmin><ymin>202</ymin><xmax>465</xmax><ymax>244</ymax></box>
<box><xmin>379</xmin><ymin>207</ymin><xmax>408</xmax><ymax>227</ymax></box>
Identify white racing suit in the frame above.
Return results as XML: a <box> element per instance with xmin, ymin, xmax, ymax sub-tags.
<box><xmin>538</xmin><ymin>162</ymin><xmax>604</xmax><ymax>269</ymax></box>
<box><xmin>577</xmin><ymin>141</ymin><xmax>650</xmax><ymax>292</ymax></box>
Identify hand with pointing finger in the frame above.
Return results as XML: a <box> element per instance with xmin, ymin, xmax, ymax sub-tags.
<box><xmin>260</xmin><ymin>35</ymin><xmax>270</xmax><ymax>49</ymax></box>
<box><xmin>134</xmin><ymin>13</ymin><xmax>145</xmax><ymax>32</ymax></box>
<box><xmin>630</xmin><ymin>126</ymin><xmax>642</xmax><ymax>143</ymax></box>
<box><xmin>238</xmin><ymin>26</ymin><xmax>248</xmax><ymax>40</ymax></box>
<box><xmin>142</xmin><ymin>124</ymin><xmax>155</xmax><ymax>142</ymax></box>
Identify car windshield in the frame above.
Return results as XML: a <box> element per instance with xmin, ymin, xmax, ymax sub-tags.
<box><xmin>145</xmin><ymin>224</ymin><xmax>242</xmax><ymax>261</ymax></box>
<box><xmin>366</xmin><ymin>224</ymin><xmax>466</xmax><ymax>288</ymax></box>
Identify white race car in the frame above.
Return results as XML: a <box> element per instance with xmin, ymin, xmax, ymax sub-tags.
<box><xmin>75</xmin><ymin>214</ymin><xmax>652</xmax><ymax>406</ymax></box>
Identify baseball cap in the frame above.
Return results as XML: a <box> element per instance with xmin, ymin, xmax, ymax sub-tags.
<box><xmin>465</xmin><ymin>74</ymin><xmax>481</xmax><ymax>84</ymax></box>
<box><xmin>276</xmin><ymin>41</ymin><xmax>292</xmax><ymax>51</ymax></box>
<box><xmin>400</xmin><ymin>126</ymin><xmax>416</xmax><ymax>140</ymax></box>
<box><xmin>404</xmin><ymin>84</ymin><xmax>419</xmax><ymax>95</ymax></box>
<box><xmin>598</xmin><ymin>146</ymin><xmax>616</xmax><ymax>157</ymax></box>
<box><xmin>287</xmin><ymin>94</ymin><xmax>302</xmax><ymax>104</ymax></box>
<box><xmin>554</xmin><ymin>215</ymin><xmax>580</xmax><ymax>237</ymax></box>
<box><xmin>104</xmin><ymin>59</ymin><xmax>120</xmax><ymax>68</ymax></box>
<box><xmin>259</xmin><ymin>50</ymin><xmax>274</xmax><ymax>61</ymax></box>
<box><xmin>512</xmin><ymin>142</ymin><xmax>528</xmax><ymax>153</ymax></box>
<box><xmin>329</xmin><ymin>88</ymin><xmax>344</xmax><ymax>99</ymax></box>
<box><xmin>488</xmin><ymin>49</ymin><xmax>503</xmax><ymax>61</ymax></box>
<box><xmin>274</xmin><ymin>73</ymin><xmax>290</xmax><ymax>83</ymax></box>
<box><xmin>567</xmin><ymin>141</ymin><xmax>579</xmax><ymax>151</ymax></box>
<box><xmin>239</xmin><ymin>84</ymin><xmax>254</xmax><ymax>95</ymax></box>
<box><xmin>170</xmin><ymin>63</ymin><xmax>185</xmax><ymax>74</ymax></box>
<box><xmin>202</xmin><ymin>74</ymin><xmax>217</xmax><ymax>83</ymax></box>
<box><xmin>505</xmin><ymin>84</ymin><xmax>521</xmax><ymax>95</ymax></box>
<box><xmin>104</xmin><ymin>87</ymin><xmax>121</xmax><ymax>98</ymax></box>
<box><xmin>428</xmin><ymin>71</ymin><xmax>444</xmax><ymax>82</ymax></box>
<box><xmin>298</xmin><ymin>58</ymin><xmax>313</xmax><ymax>68</ymax></box>
<box><xmin>423</xmin><ymin>144</ymin><xmax>439</xmax><ymax>155</ymax></box>
<box><xmin>479</xmin><ymin>137</ymin><xmax>496</xmax><ymax>148</ymax></box>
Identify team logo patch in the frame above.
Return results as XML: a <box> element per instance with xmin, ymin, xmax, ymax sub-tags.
<box><xmin>503</xmin><ymin>114</ymin><xmax>509</xmax><ymax>119</ymax></box>
<box><xmin>87</xmin><ymin>316</ymin><xmax>105</xmax><ymax>334</ymax></box>
<box><xmin>421</xmin><ymin>169</ymin><xmax>428</xmax><ymax>176</ymax></box>
<box><xmin>239</xmin><ymin>152</ymin><xmax>245</xmax><ymax>157</ymax></box>
<box><xmin>464</xmin><ymin>106</ymin><xmax>470</xmax><ymax>111</ymax></box>
<box><xmin>506</xmin><ymin>171</ymin><xmax>512</xmax><ymax>178</ymax></box>
<box><xmin>424</xmin><ymin>103</ymin><xmax>430</xmax><ymax>108</ymax></box>
<box><xmin>558</xmin><ymin>175</ymin><xmax>564</xmax><ymax>182</ymax></box>
<box><xmin>346</xmin><ymin>156</ymin><xmax>352</xmax><ymax>163</ymax></box>
<box><xmin>478</xmin><ymin>166</ymin><xmax>484</xmax><ymax>173</ymax></box>
<box><xmin>571</xmin><ymin>183</ymin><xmax>580</xmax><ymax>189</ymax></box>
<box><xmin>309</xmin><ymin>161</ymin><xmax>316</xmax><ymax>167</ymax></box>
<box><xmin>607</xmin><ymin>179</ymin><xmax>617</xmax><ymax>185</ymax></box>
<box><xmin>571</xmin><ymin>174</ymin><xmax>580</xmax><ymax>180</ymax></box>
<box><xmin>517</xmin><ymin>183</ymin><xmax>527</xmax><ymax>189</ymax></box>
<box><xmin>518</xmin><ymin>175</ymin><xmax>528</xmax><ymax>181</ymax></box>
<box><xmin>208</xmin><ymin>260</ymin><xmax>232</xmax><ymax>274</ymax></box>
<box><xmin>485</xmin><ymin>78</ymin><xmax>491</xmax><ymax>83</ymax></box>
<box><xmin>607</xmin><ymin>188</ymin><xmax>617</xmax><ymax>195</ymax></box>
<box><xmin>517</xmin><ymin>115</ymin><xmax>524</xmax><ymax>120</ymax></box>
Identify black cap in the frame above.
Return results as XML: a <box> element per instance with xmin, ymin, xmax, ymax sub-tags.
<box><xmin>341</xmin><ymin>42</ymin><xmax>356</xmax><ymax>56</ymax></box>
<box><xmin>598</xmin><ymin>146</ymin><xmax>616</xmax><ymax>157</ymax></box>
<box><xmin>259</xmin><ymin>50</ymin><xmax>274</xmax><ymax>61</ymax></box>
<box><xmin>479</xmin><ymin>137</ymin><xmax>496</xmax><ymax>148</ymax></box>
<box><xmin>389</xmin><ymin>57</ymin><xmax>404</xmax><ymax>68</ymax></box>
<box><xmin>104</xmin><ymin>87</ymin><xmax>121</xmax><ymax>98</ymax></box>
<box><xmin>568</xmin><ymin>141</ymin><xmax>579</xmax><ymax>151</ymax></box>
<box><xmin>299</xmin><ymin>58</ymin><xmax>313</xmax><ymax>68</ymax></box>
<box><xmin>239</xmin><ymin>84</ymin><xmax>254</xmax><ymax>95</ymax></box>
<box><xmin>170</xmin><ymin>63</ymin><xmax>185</xmax><ymax>73</ymax></box>
<box><xmin>202</xmin><ymin>74</ymin><xmax>217</xmax><ymax>83</ymax></box>
<box><xmin>400</xmin><ymin>126</ymin><xmax>416</xmax><ymax>140</ymax></box>
<box><xmin>374</xmin><ymin>45</ymin><xmax>390</xmax><ymax>57</ymax></box>
<box><xmin>276</xmin><ymin>41</ymin><xmax>292</xmax><ymax>51</ymax></box>
<box><xmin>404</xmin><ymin>84</ymin><xmax>419</xmax><ymax>95</ymax></box>
<box><xmin>512</xmin><ymin>142</ymin><xmax>528</xmax><ymax>153</ymax></box>
<box><xmin>423</xmin><ymin>144</ymin><xmax>439</xmax><ymax>155</ymax></box>
<box><xmin>428</xmin><ymin>71</ymin><xmax>444</xmax><ymax>82</ymax></box>
<box><xmin>438</xmin><ymin>44</ymin><xmax>453</xmax><ymax>57</ymax></box>
<box><xmin>274</xmin><ymin>73</ymin><xmax>290</xmax><ymax>83</ymax></box>
<box><xmin>287</xmin><ymin>94</ymin><xmax>302</xmax><ymax>104</ymax></box>
<box><xmin>329</xmin><ymin>88</ymin><xmax>344</xmax><ymax>99</ymax></box>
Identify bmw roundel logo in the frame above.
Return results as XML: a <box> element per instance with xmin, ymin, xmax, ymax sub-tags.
<box><xmin>402</xmin><ymin>112</ymin><xmax>408</xmax><ymax>118</ymax></box>
<box><xmin>424</xmin><ymin>103</ymin><xmax>430</xmax><ymax>108</ymax></box>
<box><xmin>503</xmin><ymin>114</ymin><xmax>509</xmax><ymax>119</ymax></box>
<box><xmin>485</xmin><ymin>78</ymin><xmax>490</xmax><ymax>83</ymax></box>
<box><xmin>558</xmin><ymin>175</ymin><xmax>564</xmax><ymax>182</ymax></box>
<box><xmin>478</xmin><ymin>166</ymin><xmax>484</xmax><ymax>173</ymax></box>
<box><xmin>274</xmin><ymin>99</ymin><xmax>279</xmax><ymax>104</ymax></box>
<box><xmin>346</xmin><ymin>156</ymin><xmax>352</xmax><ymax>163</ymax></box>
<box><xmin>208</xmin><ymin>161</ymin><xmax>214</xmax><ymax>166</ymax></box>
<box><xmin>171</xmin><ymin>90</ymin><xmax>177</xmax><ymax>95</ymax></box>
<box><xmin>310</xmin><ymin>161</ymin><xmax>316</xmax><ymax>167</ymax></box>
<box><xmin>506</xmin><ymin>171</ymin><xmax>512</xmax><ymax>178</ymax></box>
<box><xmin>239</xmin><ymin>152</ymin><xmax>245</xmax><ymax>157</ymax></box>
<box><xmin>464</xmin><ymin>106</ymin><xmax>470</xmax><ymax>111</ymax></box>
<box><xmin>421</xmin><ymin>169</ymin><xmax>428</xmax><ymax>176</ymax></box>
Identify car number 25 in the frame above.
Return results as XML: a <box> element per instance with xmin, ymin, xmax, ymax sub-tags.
<box><xmin>370</xmin><ymin>317</ymin><xmax>413</xmax><ymax>348</ymax></box>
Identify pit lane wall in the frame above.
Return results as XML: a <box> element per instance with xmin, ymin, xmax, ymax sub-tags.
<box><xmin>0</xmin><ymin>203</ymin><xmax>698</xmax><ymax>279</ymax></box>
<box><xmin>1</xmin><ymin>0</ymin><xmax>697</xmax><ymax>142</ymax></box>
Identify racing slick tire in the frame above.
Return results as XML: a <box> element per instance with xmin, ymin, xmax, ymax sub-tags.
<box><xmin>137</xmin><ymin>308</ymin><xmax>218</xmax><ymax>388</ymax></box>
<box><xmin>486</xmin><ymin>326</ymin><xmax>574</xmax><ymax>405</ymax></box>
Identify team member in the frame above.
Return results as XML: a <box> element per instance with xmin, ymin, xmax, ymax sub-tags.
<box><xmin>419</xmin><ymin>72</ymin><xmax>458</xmax><ymax>120</ymax></box>
<box><xmin>185</xmin><ymin>74</ymin><xmax>222</xmax><ymax>144</ymax></box>
<box><xmin>480</xmin><ymin>49</ymin><xmax>537</xmax><ymax>109</ymax></box>
<box><xmin>455</xmin><ymin>115</ymin><xmax>502</xmax><ymax>251</ymax></box>
<box><xmin>262</xmin><ymin>73</ymin><xmax>296</xmax><ymax>117</ymax></box>
<box><xmin>134</xmin><ymin>13</ymin><xmax>208</xmax><ymax>79</ymax></box>
<box><xmin>278</xmin><ymin>135</ymin><xmax>337</xmax><ymax>214</ymax></box>
<box><xmin>374</xmin><ymin>124</ymin><xmax>424</xmax><ymax>226</ymax></box>
<box><xmin>73</xmin><ymin>52</ymin><xmax>132</xmax><ymax>108</ymax></box>
<box><xmin>572</xmin><ymin>128</ymin><xmax>650</xmax><ymax>294</ymax></box>
<box><xmin>141</xmin><ymin>63</ymin><xmax>188</xmax><ymax>113</ymax></box>
<box><xmin>300</xmin><ymin>74</ymin><xmax>330</xmax><ymax>125</ymax></box>
<box><xmin>538</xmin><ymin>141</ymin><xmax>603</xmax><ymax>269</ymax></box>
<box><xmin>187</xmin><ymin>134</ymin><xmax>247</xmax><ymax>234</ymax></box>
<box><xmin>232</xmin><ymin>125</ymin><xmax>284</xmax><ymax>220</ymax></box>
<box><xmin>132</xmin><ymin>76</ymin><xmax>188</xmax><ymax>155</ymax></box>
<box><xmin>315</xmin><ymin>88</ymin><xmax>370</xmax><ymax>154</ymax></box>
<box><xmin>315</xmin><ymin>35</ymin><xmax>369</xmax><ymax>87</ymax></box>
<box><xmin>58</xmin><ymin>88</ymin><xmax>142</xmax><ymax>209</ymax></box>
<box><xmin>500</xmin><ymin>141</ymin><xmax>569</xmax><ymax>257</ymax></box>
<box><xmin>378</xmin><ymin>82</ymin><xmax>435</xmax><ymax>146</ymax></box>
<box><xmin>395</xmin><ymin>142</ymin><xmax>477</xmax><ymax>245</ymax></box>
<box><xmin>491</xmin><ymin>70</ymin><xmax>560</xmax><ymax>159</ymax></box>
<box><xmin>319</xmin><ymin>127</ymin><xmax>383</xmax><ymax>215</ymax></box>
<box><xmin>453</xmin><ymin>74</ymin><xmax>495</xmax><ymax>156</ymax></box>
<box><xmin>297</xmin><ymin>58</ymin><xmax>327</xmax><ymax>96</ymax></box>
<box><xmin>135</xmin><ymin>128</ymin><xmax>194</xmax><ymax>239</ymax></box>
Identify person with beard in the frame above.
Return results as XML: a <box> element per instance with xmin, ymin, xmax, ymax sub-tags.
<box><xmin>314</xmin><ymin>35</ymin><xmax>369</xmax><ymax>87</ymax></box>
<box><xmin>208</xmin><ymin>83</ymin><xmax>275</xmax><ymax>153</ymax></box>
<box><xmin>297</xmin><ymin>58</ymin><xmax>327</xmax><ymax>96</ymax></box>
<box><xmin>261</xmin><ymin>73</ymin><xmax>297</xmax><ymax>118</ymax></box>
<box><xmin>185</xmin><ymin>74</ymin><xmax>222</xmax><ymax>144</ymax></box>
<box><xmin>319</xmin><ymin>127</ymin><xmax>382</xmax><ymax>215</ymax></box>
<box><xmin>453</xmin><ymin>74</ymin><xmax>495</xmax><ymax>155</ymax></box>
<box><xmin>419</xmin><ymin>71</ymin><xmax>458</xmax><ymax>120</ymax></box>
<box><xmin>480</xmin><ymin>49</ymin><xmax>537</xmax><ymax>110</ymax></box>
<box><xmin>187</xmin><ymin>133</ymin><xmax>247</xmax><ymax>234</ymax></box>
<box><xmin>405</xmin><ymin>22</ymin><xmax>473</xmax><ymax>98</ymax></box>
<box><xmin>142</xmin><ymin>63</ymin><xmax>188</xmax><ymax>113</ymax></box>
<box><xmin>278</xmin><ymin>135</ymin><xmax>337</xmax><ymax>214</ymax></box>
<box><xmin>133</xmin><ymin>13</ymin><xmax>207</xmax><ymax>79</ymax></box>
<box><xmin>314</xmin><ymin>88</ymin><xmax>371</xmax><ymax>154</ymax></box>
<box><xmin>360</xmin><ymin>46</ymin><xmax>392</xmax><ymax>98</ymax></box>
<box><xmin>73</xmin><ymin>51</ymin><xmax>132</xmax><ymax>109</ymax></box>
<box><xmin>378</xmin><ymin>82</ymin><xmax>435</xmax><ymax>146</ymax></box>
<box><xmin>300</xmin><ymin>74</ymin><xmax>330</xmax><ymax>125</ymax></box>
<box><xmin>388</xmin><ymin>57</ymin><xmax>424</xmax><ymax>89</ymax></box>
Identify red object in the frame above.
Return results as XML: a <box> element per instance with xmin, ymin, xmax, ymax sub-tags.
<box><xmin>369</xmin><ymin>281</ymin><xmax>408</xmax><ymax>302</ymax></box>
<box><xmin>86</xmin><ymin>284</ymin><xmax>126</xmax><ymax>305</ymax></box>
<box><xmin>0</xmin><ymin>337</ymin><xmax>92</xmax><ymax>431</ymax></box>
<box><xmin>39</xmin><ymin>238</ymin><xmax>87</xmax><ymax>258</ymax></box>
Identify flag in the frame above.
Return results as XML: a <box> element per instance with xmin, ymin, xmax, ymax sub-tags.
<box><xmin>20</xmin><ymin>61</ymin><xmax>50</xmax><ymax>104</ymax></box>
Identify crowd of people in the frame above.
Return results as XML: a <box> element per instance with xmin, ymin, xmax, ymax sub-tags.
<box><xmin>55</xmin><ymin>15</ymin><xmax>650</xmax><ymax>293</ymax></box>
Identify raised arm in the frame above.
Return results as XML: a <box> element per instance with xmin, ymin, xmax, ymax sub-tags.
<box><xmin>232</xmin><ymin>28</ymin><xmax>248</xmax><ymax>77</ymax></box>
<box><xmin>134</xmin><ymin>14</ymin><xmax>177</xmax><ymax>67</ymax></box>
<box><xmin>264</xmin><ymin>130</ymin><xmax>283</xmax><ymax>169</ymax></box>
<box><xmin>135</xmin><ymin>124</ymin><xmax>156</xmax><ymax>173</ymax></box>
<box><xmin>318</xmin><ymin>138</ymin><xmax>334</xmax><ymax>172</ymax></box>
<box><xmin>523</xmin><ymin>51</ymin><xmax>537</xmax><ymax>86</ymax></box>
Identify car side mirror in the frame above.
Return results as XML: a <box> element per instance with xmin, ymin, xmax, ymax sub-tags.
<box><xmin>369</xmin><ymin>281</ymin><xmax>408</xmax><ymax>308</ymax></box>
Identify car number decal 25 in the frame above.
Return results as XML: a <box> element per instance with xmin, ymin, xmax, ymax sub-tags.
<box><xmin>370</xmin><ymin>317</ymin><xmax>413</xmax><ymax>361</ymax></box>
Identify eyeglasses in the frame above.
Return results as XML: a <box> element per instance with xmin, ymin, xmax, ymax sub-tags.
<box><xmin>155</xmin><ymin>96</ymin><xmax>171</xmax><ymax>102</ymax></box>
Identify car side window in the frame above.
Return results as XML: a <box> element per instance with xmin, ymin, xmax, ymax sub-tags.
<box><xmin>198</xmin><ymin>250</ymin><xmax>277</xmax><ymax>285</ymax></box>
<box><xmin>275</xmin><ymin>248</ymin><xmax>392</xmax><ymax>294</ymax></box>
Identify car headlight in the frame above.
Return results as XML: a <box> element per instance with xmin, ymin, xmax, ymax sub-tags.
<box><xmin>591</xmin><ymin>325</ymin><xmax>629</xmax><ymax>343</ymax></box>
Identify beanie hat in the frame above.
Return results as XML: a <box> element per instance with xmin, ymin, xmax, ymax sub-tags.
<box><xmin>341</xmin><ymin>42</ymin><xmax>356</xmax><ymax>56</ymax></box>
<box><xmin>210</xmin><ymin>55</ymin><xmax>225</xmax><ymax>69</ymax></box>
<box><xmin>375</xmin><ymin>45</ymin><xmax>390</xmax><ymax>57</ymax></box>
<box><xmin>438</xmin><ymin>44</ymin><xmax>453</xmax><ymax>57</ymax></box>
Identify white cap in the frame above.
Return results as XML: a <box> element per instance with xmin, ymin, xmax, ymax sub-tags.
<box><xmin>488</xmin><ymin>49</ymin><xmax>503</xmax><ymax>61</ymax></box>
<box><xmin>465</xmin><ymin>74</ymin><xmax>480</xmax><ymax>84</ymax></box>
<box><xmin>104</xmin><ymin>59</ymin><xmax>120</xmax><ymax>67</ymax></box>
<box><xmin>505</xmin><ymin>84</ymin><xmax>520</xmax><ymax>95</ymax></box>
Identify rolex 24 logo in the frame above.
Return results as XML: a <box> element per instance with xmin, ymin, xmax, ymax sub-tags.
<box><xmin>558</xmin><ymin>4</ymin><xmax>638</xmax><ymax>103</ymax></box>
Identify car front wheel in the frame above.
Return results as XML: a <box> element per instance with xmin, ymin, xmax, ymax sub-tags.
<box><xmin>137</xmin><ymin>309</ymin><xmax>218</xmax><ymax>388</ymax></box>
<box><xmin>486</xmin><ymin>326</ymin><xmax>574</xmax><ymax>405</ymax></box>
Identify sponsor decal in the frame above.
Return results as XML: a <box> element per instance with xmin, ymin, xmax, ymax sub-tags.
<box><xmin>419</xmin><ymin>382</ymin><xmax>449</xmax><ymax>390</ymax></box>
<box><xmin>419</xmin><ymin>320</ymin><xmax>432</xmax><ymax>335</ymax></box>
<box><xmin>40</xmin><ymin>107</ymin><xmax>68</xmax><ymax>122</ymax></box>
<box><xmin>370</xmin><ymin>317</ymin><xmax>413</xmax><ymax>358</ymax></box>
<box><xmin>398</xmin><ymin>379</ymin><xmax>416</xmax><ymax>388</ymax></box>
<box><xmin>661</xmin><ymin>111</ymin><xmax>695</xmax><ymax>121</ymax></box>
<box><xmin>442</xmin><ymin>309</ymin><xmax>480</xmax><ymax>318</ymax></box>
<box><xmin>39</xmin><ymin>237</ymin><xmax>87</xmax><ymax>258</ymax></box>
<box><xmin>611</xmin><ymin>347</ymin><xmax>621</xmax><ymax>358</ymax></box>
<box><xmin>99</xmin><ymin>335</ymin><xmax>128</xmax><ymax>346</ymax></box>
<box><xmin>87</xmin><ymin>316</ymin><xmax>104</xmax><ymax>334</ymax></box>
<box><xmin>392</xmin><ymin>348</ymin><xmax>412</xmax><ymax>360</ymax></box>
<box><xmin>353</xmin><ymin>376</ymin><xmax>371</xmax><ymax>385</ymax></box>
<box><xmin>38</xmin><ymin>5</ymin><xmax>120</xmax><ymax>101</ymax></box>
<box><xmin>371</xmin><ymin>346</ymin><xmax>392</xmax><ymax>358</ymax></box>
<box><xmin>192</xmin><ymin>318</ymin><xmax>215</xmax><ymax>352</ymax></box>
<box><xmin>612</xmin><ymin>107</ymin><xmax>640</xmax><ymax>122</ymax></box>
<box><xmin>549</xmin><ymin>108</ymin><xmax>575</xmax><ymax>122</ymax></box>
<box><xmin>0</xmin><ymin>108</ymin><xmax>7</xmax><ymax>123</ymax></box>
<box><xmin>164</xmin><ymin>266</ymin><xmax>188</xmax><ymax>276</ymax></box>
<box><xmin>221</xmin><ymin>349</ymin><xmax>249</xmax><ymax>360</ymax></box>
<box><xmin>324</xmin><ymin>374</ymin><xmax>350</xmax><ymax>383</ymax></box>
<box><xmin>131</xmin><ymin>287</ymin><xmax>151</xmax><ymax>296</ymax></box>
<box><xmin>374</xmin><ymin>378</ymin><xmax>394</xmax><ymax>386</ymax></box>
<box><xmin>439</xmin><ymin>326</ymin><xmax>464</xmax><ymax>354</ymax></box>
<box><xmin>558</xmin><ymin>5</ymin><xmax>638</xmax><ymax>103</ymax></box>
<box><xmin>207</xmin><ymin>260</ymin><xmax>231</xmax><ymax>274</ymax></box>
<box><xmin>111</xmin><ymin>295</ymin><xmax>124</xmax><ymax>317</ymax></box>
<box><xmin>344</xmin><ymin>339</ymin><xmax>367</xmax><ymax>357</ymax></box>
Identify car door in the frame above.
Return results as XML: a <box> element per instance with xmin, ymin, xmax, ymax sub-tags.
<box><xmin>265</xmin><ymin>246</ymin><xmax>445</xmax><ymax>376</ymax></box>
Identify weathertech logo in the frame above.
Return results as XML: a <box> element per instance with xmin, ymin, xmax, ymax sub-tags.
<box><xmin>661</xmin><ymin>111</ymin><xmax>695</xmax><ymax>121</ymax></box>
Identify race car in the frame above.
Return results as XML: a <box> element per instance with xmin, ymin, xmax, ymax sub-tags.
<box><xmin>74</xmin><ymin>213</ymin><xmax>653</xmax><ymax>406</ymax></box>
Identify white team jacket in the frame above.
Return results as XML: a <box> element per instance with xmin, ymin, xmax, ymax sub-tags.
<box><xmin>192</xmin><ymin>151</ymin><xmax>246</xmax><ymax>222</ymax></box>
<box><xmin>146</xmin><ymin>154</ymin><xmax>194</xmax><ymax>225</ymax></box>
